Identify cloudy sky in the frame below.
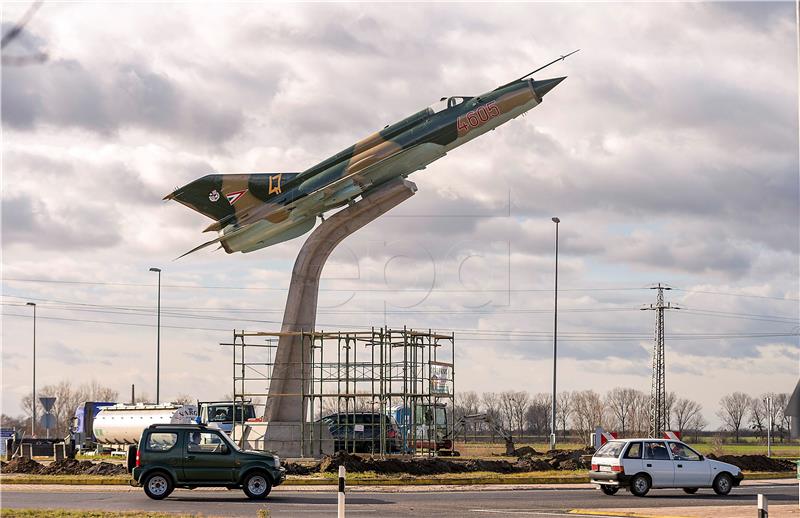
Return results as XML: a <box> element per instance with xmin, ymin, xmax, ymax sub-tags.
<box><xmin>2</xmin><ymin>2</ymin><xmax>798</xmax><ymax>428</ymax></box>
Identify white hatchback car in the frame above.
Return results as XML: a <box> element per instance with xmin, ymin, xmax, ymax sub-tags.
<box><xmin>589</xmin><ymin>438</ymin><xmax>743</xmax><ymax>497</ymax></box>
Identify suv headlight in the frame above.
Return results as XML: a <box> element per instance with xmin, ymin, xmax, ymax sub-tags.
<box><xmin>273</xmin><ymin>455</ymin><xmax>280</xmax><ymax>468</ymax></box>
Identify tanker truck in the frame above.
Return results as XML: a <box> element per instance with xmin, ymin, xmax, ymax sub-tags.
<box><xmin>92</xmin><ymin>403</ymin><xmax>197</xmax><ymax>452</ymax></box>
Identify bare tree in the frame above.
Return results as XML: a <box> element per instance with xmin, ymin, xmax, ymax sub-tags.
<box><xmin>0</xmin><ymin>414</ymin><xmax>27</xmax><ymax>435</ymax></box>
<box><xmin>556</xmin><ymin>391</ymin><xmax>574</xmax><ymax>438</ymax></box>
<box><xmin>481</xmin><ymin>392</ymin><xmax>502</xmax><ymax>440</ymax></box>
<box><xmin>20</xmin><ymin>393</ymin><xmax>42</xmax><ymax>431</ymax></box>
<box><xmin>672</xmin><ymin>398</ymin><xmax>703</xmax><ymax>436</ymax></box>
<box><xmin>454</xmin><ymin>390</ymin><xmax>480</xmax><ymax>439</ymax></box>
<box><xmin>525</xmin><ymin>393</ymin><xmax>551</xmax><ymax>436</ymax></box>
<box><xmin>761</xmin><ymin>393</ymin><xmax>782</xmax><ymax>439</ymax></box>
<box><xmin>630</xmin><ymin>390</ymin><xmax>650</xmax><ymax>436</ymax></box>
<box><xmin>39</xmin><ymin>381</ymin><xmax>84</xmax><ymax>437</ymax></box>
<box><xmin>572</xmin><ymin>390</ymin><xmax>605</xmax><ymax>440</ymax></box>
<box><xmin>171</xmin><ymin>394</ymin><xmax>194</xmax><ymax>405</ymax></box>
<box><xmin>664</xmin><ymin>391</ymin><xmax>677</xmax><ymax>430</ymax></box>
<box><xmin>605</xmin><ymin>387</ymin><xmax>640</xmax><ymax>435</ymax></box>
<box><xmin>499</xmin><ymin>391</ymin><xmax>528</xmax><ymax>435</ymax></box>
<box><xmin>748</xmin><ymin>397</ymin><xmax>766</xmax><ymax>438</ymax></box>
<box><xmin>717</xmin><ymin>392</ymin><xmax>752</xmax><ymax>442</ymax></box>
<box><xmin>509</xmin><ymin>391</ymin><xmax>530</xmax><ymax>436</ymax></box>
<box><xmin>81</xmin><ymin>380</ymin><xmax>119</xmax><ymax>402</ymax></box>
<box><xmin>687</xmin><ymin>412</ymin><xmax>707</xmax><ymax>442</ymax></box>
<box><xmin>773</xmin><ymin>393</ymin><xmax>790</xmax><ymax>442</ymax></box>
<box><xmin>134</xmin><ymin>392</ymin><xmax>152</xmax><ymax>404</ymax></box>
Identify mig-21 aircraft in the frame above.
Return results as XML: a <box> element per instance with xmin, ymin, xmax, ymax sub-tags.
<box><xmin>165</xmin><ymin>51</ymin><xmax>577</xmax><ymax>257</ymax></box>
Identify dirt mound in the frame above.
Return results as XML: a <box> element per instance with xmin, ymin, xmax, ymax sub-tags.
<box><xmin>706</xmin><ymin>454</ymin><xmax>795</xmax><ymax>472</ymax></box>
<box><xmin>284</xmin><ymin>462</ymin><xmax>320</xmax><ymax>476</ymax></box>
<box><xmin>319</xmin><ymin>451</ymin><xmax>370</xmax><ymax>473</ymax></box>
<box><xmin>1</xmin><ymin>457</ymin><xmax>44</xmax><ymax>474</ymax></box>
<box><xmin>544</xmin><ymin>447</ymin><xmax>594</xmax><ymax>470</ymax></box>
<box><xmin>2</xmin><ymin>457</ymin><xmax>127</xmax><ymax>476</ymax></box>
<box><xmin>319</xmin><ymin>453</ymin><xmax>533</xmax><ymax>475</ymax></box>
<box><xmin>84</xmin><ymin>462</ymin><xmax>127</xmax><ymax>476</ymax></box>
<box><xmin>40</xmin><ymin>459</ymin><xmax>93</xmax><ymax>475</ymax></box>
<box><xmin>513</xmin><ymin>446</ymin><xmax>538</xmax><ymax>458</ymax></box>
<box><xmin>515</xmin><ymin>457</ymin><xmax>553</xmax><ymax>471</ymax></box>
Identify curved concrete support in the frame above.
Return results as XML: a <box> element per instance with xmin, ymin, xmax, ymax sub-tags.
<box><xmin>264</xmin><ymin>178</ymin><xmax>417</xmax><ymax>424</ymax></box>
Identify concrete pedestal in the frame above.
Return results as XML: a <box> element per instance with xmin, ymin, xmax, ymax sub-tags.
<box><xmin>261</xmin><ymin>178</ymin><xmax>417</xmax><ymax>456</ymax></box>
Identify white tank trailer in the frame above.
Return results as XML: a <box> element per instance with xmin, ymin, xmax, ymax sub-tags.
<box><xmin>93</xmin><ymin>403</ymin><xmax>197</xmax><ymax>446</ymax></box>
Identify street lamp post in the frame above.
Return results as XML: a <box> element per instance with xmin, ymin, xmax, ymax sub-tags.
<box><xmin>26</xmin><ymin>302</ymin><xmax>36</xmax><ymax>437</ymax></box>
<box><xmin>149</xmin><ymin>268</ymin><xmax>162</xmax><ymax>404</ymax></box>
<box><xmin>550</xmin><ymin>217</ymin><xmax>560</xmax><ymax>451</ymax></box>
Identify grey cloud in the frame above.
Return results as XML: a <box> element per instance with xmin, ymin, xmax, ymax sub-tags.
<box><xmin>2</xmin><ymin>196</ymin><xmax>121</xmax><ymax>250</ymax></box>
<box><xmin>2</xmin><ymin>52</ymin><xmax>244</xmax><ymax>144</ymax></box>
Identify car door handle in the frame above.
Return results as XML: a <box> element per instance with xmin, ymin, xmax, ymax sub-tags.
<box><xmin>646</xmin><ymin>463</ymin><xmax>652</xmax><ymax>467</ymax></box>
<box><xmin>677</xmin><ymin>464</ymin><xmax>683</xmax><ymax>468</ymax></box>
<box><xmin>187</xmin><ymin>455</ymin><xmax>195</xmax><ymax>460</ymax></box>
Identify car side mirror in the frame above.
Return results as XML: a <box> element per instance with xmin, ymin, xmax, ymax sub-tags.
<box><xmin>698</xmin><ymin>455</ymin><xmax>704</xmax><ymax>461</ymax></box>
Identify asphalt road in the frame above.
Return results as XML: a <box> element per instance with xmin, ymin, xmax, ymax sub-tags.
<box><xmin>1</xmin><ymin>483</ymin><xmax>795</xmax><ymax>517</ymax></box>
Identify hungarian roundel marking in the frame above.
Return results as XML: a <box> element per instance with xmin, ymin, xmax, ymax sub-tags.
<box><xmin>225</xmin><ymin>190</ymin><xmax>247</xmax><ymax>205</ymax></box>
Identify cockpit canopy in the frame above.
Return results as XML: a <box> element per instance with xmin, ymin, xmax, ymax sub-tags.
<box><xmin>428</xmin><ymin>96</ymin><xmax>471</xmax><ymax>114</ymax></box>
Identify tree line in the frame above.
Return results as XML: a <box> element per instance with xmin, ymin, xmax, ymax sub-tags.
<box><xmin>454</xmin><ymin>388</ymin><xmax>793</xmax><ymax>442</ymax></box>
<box><xmin>0</xmin><ymin>380</ymin><xmax>195</xmax><ymax>438</ymax></box>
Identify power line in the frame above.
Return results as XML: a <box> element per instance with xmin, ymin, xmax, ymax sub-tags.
<box><xmin>2</xmin><ymin>312</ymin><xmax>795</xmax><ymax>341</ymax></box>
<box><xmin>673</xmin><ymin>287</ymin><xmax>800</xmax><ymax>302</ymax></box>
<box><xmin>0</xmin><ymin>277</ymin><xmax>649</xmax><ymax>293</ymax></box>
<box><xmin>4</xmin><ymin>295</ymin><xmax>797</xmax><ymax>326</ymax></box>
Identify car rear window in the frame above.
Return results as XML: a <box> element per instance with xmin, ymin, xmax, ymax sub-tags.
<box><xmin>146</xmin><ymin>432</ymin><xmax>178</xmax><ymax>452</ymax></box>
<box><xmin>595</xmin><ymin>441</ymin><xmax>625</xmax><ymax>458</ymax></box>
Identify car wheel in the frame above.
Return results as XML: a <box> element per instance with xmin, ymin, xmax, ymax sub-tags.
<box><xmin>683</xmin><ymin>487</ymin><xmax>699</xmax><ymax>494</ymax></box>
<box><xmin>143</xmin><ymin>471</ymin><xmax>173</xmax><ymax>500</ymax></box>
<box><xmin>712</xmin><ymin>473</ymin><xmax>733</xmax><ymax>496</ymax></box>
<box><xmin>243</xmin><ymin>471</ymin><xmax>272</xmax><ymax>500</ymax></box>
<box><xmin>630</xmin><ymin>474</ymin><xmax>651</xmax><ymax>497</ymax></box>
<box><xmin>600</xmin><ymin>485</ymin><xmax>619</xmax><ymax>495</ymax></box>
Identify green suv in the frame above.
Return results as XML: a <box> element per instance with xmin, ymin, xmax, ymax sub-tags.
<box><xmin>129</xmin><ymin>423</ymin><xmax>286</xmax><ymax>500</ymax></box>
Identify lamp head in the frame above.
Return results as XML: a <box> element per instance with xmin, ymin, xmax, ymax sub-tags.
<box><xmin>149</xmin><ymin>267</ymin><xmax>161</xmax><ymax>273</ymax></box>
<box><xmin>551</xmin><ymin>217</ymin><xmax>560</xmax><ymax>224</ymax></box>
<box><xmin>26</xmin><ymin>302</ymin><xmax>35</xmax><ymax>307</ymax></box>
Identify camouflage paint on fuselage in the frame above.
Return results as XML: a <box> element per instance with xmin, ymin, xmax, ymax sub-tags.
<box><xmin>166</xmin><ymin>76</ymin><xmax>566</xmax><ymax>255</ymax></box>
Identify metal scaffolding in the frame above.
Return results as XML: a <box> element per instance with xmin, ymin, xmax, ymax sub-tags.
<box><xmin>222</xmin><ymin>327</ymin><xmax>455</xmax><ymax>457</ymax></box>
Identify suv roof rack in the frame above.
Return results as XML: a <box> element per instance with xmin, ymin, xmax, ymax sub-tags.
<box><xmin>147</xmin><ymin>422</ymin><xmax>206</xmax><ymax>429</ymax></box>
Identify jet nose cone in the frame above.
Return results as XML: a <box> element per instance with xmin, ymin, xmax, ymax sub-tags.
<box><xmin>532</xmin><ymin>76</ymin><xmax>567</xmax><ymax>99</ymax></box>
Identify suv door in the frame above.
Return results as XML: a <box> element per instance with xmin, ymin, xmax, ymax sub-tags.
<box><xmin>643</xmin><ymin>440</ymin><xmax>675</xmax><ymax>488</ymax></box>
<box><xmin>668</xmin><ymin>441</ymin><xmax>710</xmax><ymax>487</ymax></box>
<box><xmin>183</xmin><ymin>430</ymin><xmax>235</xmax><ymax>483</ymax></box>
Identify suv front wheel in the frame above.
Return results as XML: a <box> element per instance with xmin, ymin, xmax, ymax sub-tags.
<box><xmin>243</xmin><ymin>471</ymin><xmax>272</xmax><ymax>499</ymax></box>
<box><xmin>712</xmin><ymin>473</ymin><xmax>733</xmax><ymax>496</ymax></box>
<box><xmin>143</xmin><ymin>471</ymin><xmax>174</xmax><ymax>500</ymax></box>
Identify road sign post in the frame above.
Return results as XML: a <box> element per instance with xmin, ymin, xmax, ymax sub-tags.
<box><xmin>39</xmin><ymin>397</ymin><xmax>56</xmax><ymax>439</ymax></box>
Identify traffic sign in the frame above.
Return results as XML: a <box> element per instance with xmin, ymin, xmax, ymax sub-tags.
<box><xmin>39</xmin><ymin>397</ymin><xmax>56</xmax><ymax>412</ymax></box>
<box><xmin>40</xmin><ymin>414</ymin><xmax>56</xmax><ymax>429</ymax></box>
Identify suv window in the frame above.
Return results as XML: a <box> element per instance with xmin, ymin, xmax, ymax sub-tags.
<box><xmin>146</xmin><ymin>432</ymin><xmax>178</xmax><ymax>452</ymax></box>
<box><xmin>187</xmin><ymin>431</ymin><xmax>229</xmax><ymax>454</ymax></box>
<box><xmin>644</xmin><ymin>441</ymin><xmax>671</xmax><ymax>460</ymax></box>
<box><xmin>595</xmin><ymin>441</ymin><xmax>625</xmax><ymax>458</ymax></box>
<box><xmin>624</xmin><ymin>442</ymin><xmax>642</xmax><ymax>459</ymax></box>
